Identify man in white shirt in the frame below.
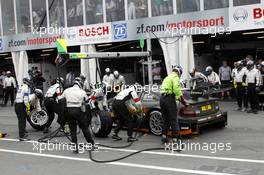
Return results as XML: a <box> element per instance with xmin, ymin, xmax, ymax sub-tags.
<box><xmin>112</xmin><ymin>85</ymin><xmax>142</xmax><ymax>142</ymax></box>
<box><xmin>60</xmin><ymin>77</ymin><xmax>95</xmax><ymax>153</ymax></box>
<box><xmin>219</xmin><ymin>61</ymin><xmax>232</xmax><ymax>100</ymax></box>
<box><xmin>3</xmin><ymin>71</ymin><xmax>16</xmax><ymax>106</ymax></box>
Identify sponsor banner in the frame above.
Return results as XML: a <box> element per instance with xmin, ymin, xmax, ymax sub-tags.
<box><xmin>229</xmin><ymin>3</ymin><xmax>264</xmax><ymax>31</ymax></box>
<box><xmin>0</xmin><ymin>9</ymin><xmax>228</xmax><ymax>53</ymax></box>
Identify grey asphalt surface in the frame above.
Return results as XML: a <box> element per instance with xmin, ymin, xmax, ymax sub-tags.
<box><xmin>0</xmin><ymin>101</ymin><xmax>264</xmax><ymax>175</ymax></box>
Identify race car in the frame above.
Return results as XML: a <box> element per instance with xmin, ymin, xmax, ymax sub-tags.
<box><xmin>90</xmin><ymin>85</ymin><xmax>228</xmax><ymax>137</ymax></box>
<box><xmin>141</xmin><ymin>88</ymin><xmax>227</xmax><ymax>136</ymax></box>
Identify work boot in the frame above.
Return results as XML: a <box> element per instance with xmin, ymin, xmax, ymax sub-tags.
<box><xmin>161</xmin><ymin>135</ymin><xmax>169</xmax><ymax>144</ymax></box>
<box><xmin>235</xmin><ymin>107</ymin><xmax>242</xmax><ymax>111</ymax></box>
<box><xmin>241</xmin><ymin>108</ymin><xmax>247</xmax><ymax>112</ymax></box>
<box><xmin>112</xmin><ymin>134</ymin><xmax>122</xmax><ymax>141</ymax></box>
<box><xmin>127</xmin><ymin>137</ymin><xmax>138</xmax><ymax>142</ymax></box>
<box><xmin>19</xmin><ymin>134</ymin><xmax>30</xmax><ymax>141</ymax></box>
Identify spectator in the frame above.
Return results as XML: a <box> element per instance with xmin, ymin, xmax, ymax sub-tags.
<box><xmin>219</xmin><ymin>61</ymin><xmax>232</xmax><ymax>100</ymax></box>
<box><xmin>3</xmin><ymin>71</ymin><xmax>16</xmax><ymax>106</ymax></box>
<box><xmin>0</xmin><ymin>71</ymin><xmax>6</xmax><ymax>86</ymax></box>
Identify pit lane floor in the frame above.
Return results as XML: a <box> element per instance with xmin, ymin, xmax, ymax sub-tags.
<box><xmin>0</xmin><ymin>101</ymin><xmax>264</xmax><ymax>175</ymax></box>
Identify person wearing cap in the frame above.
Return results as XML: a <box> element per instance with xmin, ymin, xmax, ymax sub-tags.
<box><xmin>3</xmin><ymin>71</ymin><xmax>16</xmax><ymax>106</ymax></box>
<box><xmin>102</xmin><ymin>68</ymin><xmax>114</xmax><ymax>99</ymax></box>
<box><xmin>113</xmin><ymin>70</ymin><xmax>126</xmax><ymax>94</ymax></box>
<box><xmin>160</xmin><ymin>65</ymin><xmax>187</xmax><ymax>144</ymax></box>
<box><xmin>103</xmin><ymin>68</ymin><xmax>114</xmax><ymax>86</ymax></box>
<box><xmin>233</xmin><ymin>61</ymin><xmax>248</xmax><ymax>111</ymax></box>
<box><xmin>246</xmin><ymin>60</ymin><xmax>261</xmax><ymax>114</ymax></box>
<box><xmin>205</xmin><ymin>66</ymin><xmax>221</xmax><ymax>86</ymax></box>
<box><xmin>43</xmin><ymin>77</ymin><xmax>65</xmax><ymax>133</ymax></box>
<box><xmin>111</xmin><ymin>84</ymin><xmax>142</xmax><ymax>142</ymax></box>
<box><xmin>60</xmin><ymin>77</ymin><xmax>95</xmax><ymax>153</ymax></box>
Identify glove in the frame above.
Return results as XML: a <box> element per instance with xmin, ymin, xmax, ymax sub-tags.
<box><xmin>26</xmin><ymin>104</ymin><xmax>31</xmax><ymax>115</ymax></box>
<box><xmin>256</xmin><ymin>87</ymin><xmax>261</xmax><ymax>93</ymax></box>
<box><xmin>179</xmin><ymin>96</ymin><xmax>187</xmax><ymax>107</ymax></box>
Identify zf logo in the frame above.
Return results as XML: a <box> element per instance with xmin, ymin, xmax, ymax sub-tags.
<box><xmin>0</xmin><ymin>39</ymin><xmax>3</xmax><ymax>51</ymax></box>
<box><xmin>113</xmin><ymin>23</ymin><xmax>127</xmax><ymax>40</ymax></box>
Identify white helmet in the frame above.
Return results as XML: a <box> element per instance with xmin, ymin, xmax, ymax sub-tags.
<box><xmin>105</xmin><ymin>68</ymin><xmax>110</xmax><ymax>73</ymax></box>
<box><xmin>205</xmin><ymin>66</ymin><xmax>213</xmax><ymax>72</ymax></box>
<box><xmin>113</xmin><ymin>70</ymin><xmax>119</xmax><ymax>78</ymax></box>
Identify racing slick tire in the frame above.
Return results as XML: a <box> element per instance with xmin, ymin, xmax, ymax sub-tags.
<box><xmin>26</xmin><ymin>108</ymin><xmax>50</xmax><ymax>131</ymax></box>
<box><xmin>148</xmin><ymin>110</ymin><xmax>164</xmax><ymax>136</ymax></box>
<box><xmin>91</xmin><ymin>110</ymin><xmax>113</xmax><ymax>137</ymax></box>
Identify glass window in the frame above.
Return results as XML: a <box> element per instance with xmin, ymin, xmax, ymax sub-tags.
<box><xmin>49</xmin><ymin>0</ymin><xmax>65</xmax><ymax>28</ymax></box>
<box><xmin>85</xmin><ymin>0</ymin><xmax>103</xmax><ymax>24</ymax></box>
<box><xmin>1</xmin><ymin>0</ymin><xmax>15</xmax><ymax>35</ymax></box>
<box><xmin>16</xmin><ymin>0</ymin><xmax>31</xmax><ymax>33</ymax></box>
<box><xmin>204</xmin><ymin>0</ymin><xmax>229</xmax><ymax>10</ymax></box>
<box><xmin>32</xmin><ymin>0</ymin><xmax>47</xmax><ymax>28</ymax></box>
<box><xmin>66</xmin><ymin>0</ymin><xmax>83</xmax><ymax>27</ymax></box>
<box><xmin>128</xmin><ymin>0</ymin><xmax>148</xmax><ymax>20</ymax></box>
<box><xmin>233</xmin><ymin>0</ymin><xmax>260</xmax><ymax>6</ymax></box>
<box><xmin>151</xmin><ymin>0</ymin><xmax>173</xmax><ymax>17</ymax></box>
<box><xmin>106</xmin><ymin>0</ymin><xmax>125</xmax><ymax>22</ymax></box>
<box><xmin>176</xmin><ymin>0</ymin><xmax>200</xmax><ymax>13</ymax></box>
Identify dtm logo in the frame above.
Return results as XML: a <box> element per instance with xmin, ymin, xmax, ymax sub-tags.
<box><xmin>0</xmin><ymin>39</ymin><xmax>3</xmax><ymax>51</ymax></box>
<box><xmin>233</xmin><ymin>8</ymin><xmax>248</xmax><ymax>22</ymax></box>
<box><xmin>113</xmin><ymin>23</ymin><xmax>127</xmax><ymax>40</ymax></box>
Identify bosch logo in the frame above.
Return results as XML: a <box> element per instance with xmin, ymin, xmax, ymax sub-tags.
<box><xmin>233</xmin><ymin>8</ymin><xmax>248</xmax><ymax>22</ymax></box>
<box><xmin>113</xmin><ymin>23</ymin><xmax>127</xmax><ymax>40</ymax></box>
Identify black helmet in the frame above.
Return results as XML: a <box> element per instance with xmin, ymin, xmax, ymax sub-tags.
<box><xmin>205</xmin><ymin>66</ymin><xmax>213</xmax><ymax>75</ymax></box>
<box><xmin>34</xmin><ymin>89</ymin><xmax>43</xmax><ymax>99</ymax></box>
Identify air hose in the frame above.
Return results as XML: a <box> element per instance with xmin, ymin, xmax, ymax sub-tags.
<box><xmin>37</xmin><ymin>115</ymin><xmax>182</xmax><ymax>163</ymax></box>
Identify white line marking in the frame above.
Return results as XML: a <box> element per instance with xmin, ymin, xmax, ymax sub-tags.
<box><xmin>0</xmin><ymin>148</ymin><xmax>236</xmax><ymax>175</ymax></box>
<box><xmin>1</xmin><ymin>138</ymin><xmax>264</xmax><ymax>164</ymax></box>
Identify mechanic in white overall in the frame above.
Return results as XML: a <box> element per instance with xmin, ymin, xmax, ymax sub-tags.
<box><xmin>112</xmin><ymin>85</ymin><xmax>142</xmax><ymax>142</ymax></box>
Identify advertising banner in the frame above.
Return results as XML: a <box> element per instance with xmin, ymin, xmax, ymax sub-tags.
<box><xmin>0</xmin><ymin>8</ymin><xmax>229</xmax><ymax>53</ymax></box>
<box><xmin>229</xmin><ymin>3</ymin><xmax>264</xmax><ymax>31</ymax></box>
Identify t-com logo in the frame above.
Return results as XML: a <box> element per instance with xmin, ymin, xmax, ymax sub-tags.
<box><xmin>233</xmin><ymin>8</ymin><xmax>248</xmax><ymax>22</ymax></box>
<box><xmin>0</xmin><ymin>38</ymin><xmax>3</xmax><ymax>51</ymax></box>
<box><xmin>113</xmin><ymin>23</ymin><xmax>127</xmax><ymax>40</ymax></box>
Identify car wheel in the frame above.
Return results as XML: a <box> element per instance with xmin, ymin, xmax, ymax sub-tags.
<box><xmin>91</xmin><ymin>111</ymin><xmax>113</xmax><ymax>137</ymax></box>
<box><xmin>26</xmin><ymin>108</ymin><xmax>49</xmax><ymax>130</ymax></box>
<box><xmin>148</xmin><ymin>110</ymin><xmax>164</xmax><ymax>136</ymax></box>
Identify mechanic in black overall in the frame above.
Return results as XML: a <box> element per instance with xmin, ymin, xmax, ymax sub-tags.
<box><xmin>60</xmin><ymin>78</ymin><xmax>95</xmax><ymax>154</ymax></box>
<box><xmin>160</xmin><ymin>65</ymin><xmax>186</xmax><ymax>144</ymax></box>
<box><xmin>43</xmin><ymin>77</ymin><xmax>65</xmax><ymax>133</ymax></box>
<box><xmin>111</xmin><ymin>85</ymin><xmax>142</xmax><ymax>142</ymax></box>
